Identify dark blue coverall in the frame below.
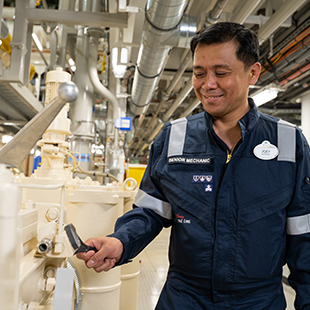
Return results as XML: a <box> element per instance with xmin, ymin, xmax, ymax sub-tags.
<box><xmin>110</xmin><ymin>99</ymin><xmax>310</xmax><ymax>309</ymax></box>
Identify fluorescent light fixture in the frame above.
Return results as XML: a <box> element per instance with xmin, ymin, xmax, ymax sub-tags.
<box><xmin>1</xmin><ymin>135</ymin><xmax>13</xmax><ymax>144</ymax></box>
<box><xmin>251</xmin><ymin>83</ymin><xmax>285</xmax><ymax>107</ymax></box>
<box><xmin>120</xmin><ymin>47</ymin><xmax>128</xmax><ymax>64</ymax></box>
<box><xmin>68</xmin><ymin>58</ymin><xmax>75</xmax><ymax>66</ymax></box>
<box><xmin>112</xmin><ymin>47</ymin><xmax>127</xmax><ymax>78</ymax></box>
<box><xmin>32</xmin><ymin>33</ymin><xmax>43</xmax><ymax>51</ymax></box>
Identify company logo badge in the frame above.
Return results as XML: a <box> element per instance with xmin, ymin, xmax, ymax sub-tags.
<box><xmin>175</xmin><ymin>213</ymin><xmax>191</xmax><ymax>224</ymax></box>
<box><xmin>192</xmin><ymin>174</ymin><xmax>213</xmax><ymax>183</ymax></box>
<box><xmin>204</xmin><ymin>184</ymin><xmax>213</xmax><ymax>192</ymax></box>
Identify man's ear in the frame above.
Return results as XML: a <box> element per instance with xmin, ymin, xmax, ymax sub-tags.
<box><xmin>249</xmin><ymin>62</ymin><xmax>261</xmax><ymax>85</ymax></box>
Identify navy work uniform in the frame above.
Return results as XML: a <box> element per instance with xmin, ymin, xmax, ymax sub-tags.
<box><xmin>110</xmin><ymin>99</ymin><xmax>310</xmax><ymax>309</ymax></box>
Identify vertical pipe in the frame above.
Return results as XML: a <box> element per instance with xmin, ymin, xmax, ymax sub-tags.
<box><xmin>70</xmin><ymin>26</ymin><xmax>95</xmax><ymax>173</ymax></box>
<box><xmin>0</xmin><ymin>164</ymin><xmax>21</xmax><ymax>310</ymax></box>
<box><xmin>301</xmin><ymin>92</ymin><xmax>310</xmax><ymax>143</ymax></box>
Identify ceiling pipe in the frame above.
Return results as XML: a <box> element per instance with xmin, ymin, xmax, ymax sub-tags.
<box><xmin>135</xmin><ymin>49</ymin><xmax>192</xmax><ymax>131</ymax></box>
<box><xmin>129</xmin><ymin>0</ymin><xmax>189</xmax><ymax>115</ymax></box>
<box><xmin>229</xmin><ymin>0</ymin><xmax>263</xmax><ymax>24</ymax></box>
<box><xmin>257</xmin><ymin>0</ymin><xmax>308</xmax><ymax>44</ymax></box>
<box><xmin>206</xmin><ymin>0</ymin><xmax>230</xmax><ymax>25</ymax></box>
<box><xmin>161</xmin><ymin>79</ymin><xmax>193</xmax><ymax>123</ymax></box>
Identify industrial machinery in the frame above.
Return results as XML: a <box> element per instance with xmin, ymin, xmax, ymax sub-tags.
<box><xmin>0</xmin><ymin>68</ymin><xmax>139</xmax><ymax>310</ymax></box>
<box><xmin>0</xmin><ymin>1</ymin><xmax>309</xmax><ymax>309</ymax></box>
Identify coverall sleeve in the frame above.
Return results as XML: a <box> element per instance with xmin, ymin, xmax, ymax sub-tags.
<box><xmin>286</xmin><ymin>131</ymin><xmax>310</xmax><ymax>310</ymax></box>
<box><xmin>109</xmin><ymin>127</ymin><xmax>173</xmax><ymax>265</ymax></box>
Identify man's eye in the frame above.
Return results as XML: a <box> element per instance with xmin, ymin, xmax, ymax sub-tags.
<box><xmin>216</xmin><ymin>72</ymin><xmax>227</xmax><ymax>76</ymax></box>
<box><xmin>194</xmin><ymin>72</ymin><xmax>205</xmax><ymax>78</ymax></box>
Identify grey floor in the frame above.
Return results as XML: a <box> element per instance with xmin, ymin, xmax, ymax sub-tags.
<box><xmin>137</xmin><ymin>228</ymin><xmax>295</xmax><ymax>310</ymax></box>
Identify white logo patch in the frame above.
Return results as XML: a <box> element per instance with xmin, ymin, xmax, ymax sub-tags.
<box><xmin>253</xmin><ymin>140</ymin><xmax>279</xmax><ymax>160</ymax></box>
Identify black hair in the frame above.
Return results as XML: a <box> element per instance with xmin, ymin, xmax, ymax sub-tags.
<box><xmin>190</xmin><ymin>22</ymin><xmax>260</xmax><ymax>69</ymax></box>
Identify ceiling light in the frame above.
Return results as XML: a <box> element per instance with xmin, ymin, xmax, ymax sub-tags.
<box><xmin>251</xmin><ymin>83</ymin><xmax>285</xmax><ymax>107</ymax></box>
<box><xmin>112</xmin><ymin>47</ymin><xmax>127</xmax><ymax>78</ymax></box>
<box><xmin>1</xmin><ymin>135</ymin><xmax>13</xmax><ymax>144</ymax></box>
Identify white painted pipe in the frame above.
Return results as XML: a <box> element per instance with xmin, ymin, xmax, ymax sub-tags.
<box><xmin>162</xmin><ymin>80</ymin><xmax>193</xmax><ymax>123</ymax></box>
<box><xmin>0</xmin><ymin>164</ymin><xmax>21</xmax><ymax>310</ymax></box>
<box><xmin>229</xmin><ymin>0</ymin><xmax>263</xmax><ymax>24</ymax></box>
<box><xmin>88</xmin><ymin>39</ymin><xmax>121</xmax><ymax>122</ymax></box>
<box><xmin>257</xmin><ymin>0</ymin><xmax>308</xmax><ymax>44</ymax></box>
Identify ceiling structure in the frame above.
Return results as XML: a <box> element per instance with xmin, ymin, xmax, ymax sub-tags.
<box><xmin>0</xmin><ymin>0</ymin><xmax>309</xmax><ymax>161</ymax></box>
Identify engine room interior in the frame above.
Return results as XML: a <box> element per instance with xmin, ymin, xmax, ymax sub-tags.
<box><xmin>0</xmin><ymin>0</ymin><xmax>310</xmax><ymax>309</ymax></box>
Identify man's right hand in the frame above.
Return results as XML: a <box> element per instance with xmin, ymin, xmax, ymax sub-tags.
<box><xmin>76</xmin><ymin>236</ymin><xmax>123</xmax><ymax>272</ymax></box>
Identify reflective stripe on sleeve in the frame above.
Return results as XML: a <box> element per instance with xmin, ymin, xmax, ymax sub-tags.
<box><xmin>287</xmin><ymin>213</ymin><xmax>310</xmax><ymax>235</ymax></box>
<box><xmin>134</xmin><ymin>189</ymin><xmax>172</xmax><ymax>220</ymax></box>
<box><xmin>277</xmin><ymin>119</ymin><xmax>296</xmax><ymax>163</ymax></box>
<box><xmin>167</xmin><ymin>118</ymin><xmax>187</xmax><ymax>157</ymax></box>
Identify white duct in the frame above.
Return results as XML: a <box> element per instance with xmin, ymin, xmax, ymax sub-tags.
<box><xmin>257</xmin><ymin>0</ymin><xmax>308</xmax><ymax>44</ymax></box>
<box><xmin>129</xmin><ymin>0</ymin><xmax>189</xmax><ymax>115</ymax></box>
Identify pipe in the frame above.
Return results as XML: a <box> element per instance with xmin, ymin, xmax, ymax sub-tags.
<box><xmin>179</xmin><ymin>98</ymin><xmax>201</xmax><ymax>118</ymax></box>
<box><xmin>257</xmin><ymin>0</ymin><xmax>308</xmax><ymax>44</ymax></box>
<box><xmin>88</xmin><ymin>37</ymin><xmax>121</xmax><ymax>121</ymax></box>
<box><xmin>229</xmin><ymin>0</ymin><xmax>263</xmax><ymax>24</ymax></box>
<box><xmin>129</xmin><ymin>0</ymin><xmax>188</xmax><ymax>115</ymax></box>
<box><xmin>162</xmin><ymin>79</ymin><xmax>193</xmax><ymax>123</ymax></box>
<box><xmin>206</xmin><ymin>0</ymin><xmax>230</xmax><ymax>24</ymax></box>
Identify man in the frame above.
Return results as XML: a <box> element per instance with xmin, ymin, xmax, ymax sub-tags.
<box><xmin>77</xmin><ymin>22</ymin><xmax>310</xmax><ymax>309</ymax></box>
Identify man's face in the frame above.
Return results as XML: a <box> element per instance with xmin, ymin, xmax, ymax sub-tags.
<box><xmin>192</xmin><ymin>41</ymin><xmax>258</xmax><ymax>119</ymax></box>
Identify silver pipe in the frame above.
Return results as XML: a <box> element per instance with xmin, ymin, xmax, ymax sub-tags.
<box><xmin>129</xmin><ymin>0</ymin><xmax>188</xmax><ymax>115</ymax></box>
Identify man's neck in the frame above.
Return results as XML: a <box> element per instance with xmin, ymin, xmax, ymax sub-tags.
<box><xmin>212</xmin><ymin>104</ymin><xmax>250</xmax><ymax>150</ymax></box>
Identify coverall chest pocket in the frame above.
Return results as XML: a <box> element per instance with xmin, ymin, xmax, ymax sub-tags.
<box><xmin>234</xmin><ymin>185</ymin><xmax>293</xmax><ymax>281</ymax></box>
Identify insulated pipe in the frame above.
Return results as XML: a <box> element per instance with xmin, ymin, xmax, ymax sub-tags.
<box><xmin>257</xmin><ymin>0</ymin><xmax>308</xmax><ymax>44</ymax></box>
<box><xmin>229</xmin><ymin>0</ymin><xmax>263</xmax><ymax>24</ymax></box>
<box><xmin>129</xmin><ymin>0</ymin><xmax>188</xmax><ymax>115</ymax></box>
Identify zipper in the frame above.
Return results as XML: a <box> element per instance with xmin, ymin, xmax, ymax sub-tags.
<box><xmin>225</xmin><ymin>139</ymin><xmax>241</xmax><ymax>164</ymax></box>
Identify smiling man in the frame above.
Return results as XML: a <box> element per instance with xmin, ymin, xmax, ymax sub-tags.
<box><xmin>77</xmin><ymin>23</ymin><xmax>310</xmax><ymax>310</ymax></box>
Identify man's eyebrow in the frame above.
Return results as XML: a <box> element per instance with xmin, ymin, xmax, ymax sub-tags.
<box><xmin>193</xmin><ymin>64</ymin><xmax>232</xmax><ymax>70</ymax></box>
<box><xmin>213</xmin><ymin>64</ymin><xmax>231</xmax><ymax>69</ymax></box>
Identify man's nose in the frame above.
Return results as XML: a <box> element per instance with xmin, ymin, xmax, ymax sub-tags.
<box><xmin>201</xmin><ymin>74</ymin><xmax>217</xmax><ymax>89</ymax></box>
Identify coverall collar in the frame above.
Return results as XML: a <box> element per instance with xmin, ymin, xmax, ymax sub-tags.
<box><xmin>204</xmin><ymin>97</ymin><xmax>259</xmax><ymax>138</ymax></box>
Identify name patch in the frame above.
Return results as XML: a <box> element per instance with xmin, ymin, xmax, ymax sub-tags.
<box><xmin>168</xmin><ymin>157</ymin><xmax>213</xmax><ymax>165</ymax></box>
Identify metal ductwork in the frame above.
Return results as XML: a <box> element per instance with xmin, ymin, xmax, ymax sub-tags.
<box><xmin>129</xmin><ymin>0</ymin><xmax>193</xmax><ymax>115</ymax></box>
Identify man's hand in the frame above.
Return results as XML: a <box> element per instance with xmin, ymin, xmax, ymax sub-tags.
<box><xmin>76</xmin><ymin>236</ymin><xmax>123</xmax><ymax>272</ymax></box>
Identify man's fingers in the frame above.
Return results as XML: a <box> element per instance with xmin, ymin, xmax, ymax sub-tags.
<box><xmin>94</xmin><ymin>258</ymin><xmax>116</xmax><ymax>273</ymax></box>
<box><xmin>76</xmin><ymin>250</ymin><xmax>94</xmax><ymax>261</ymax></box>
